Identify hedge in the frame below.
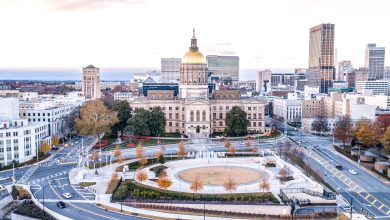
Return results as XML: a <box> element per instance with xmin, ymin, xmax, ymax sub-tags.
<box><xmin>14</xmin><ymin>200</ymin><xmax>55</xmax><ymax>220</ymax></box>
<box><xmin>113</xmin><ymin>180</ymin><xmax>279</xmax><ymax>203</ymax></box>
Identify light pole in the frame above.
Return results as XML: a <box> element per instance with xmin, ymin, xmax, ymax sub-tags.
<box><xmin>42</xmin><ymin>184</ymin><xmax>49</xmax><ymax>216</ymax></box>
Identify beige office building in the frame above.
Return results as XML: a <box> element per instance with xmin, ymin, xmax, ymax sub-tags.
<box><xmin>130</xmin><ymin>30</ymin><xmax>266</xmax><ymax>136</ymax></box>
<box><xmin>307</xmin><ymin>23</ymin><xmax>335</xmax><ymax>94</ymax></box>
<box><xmin>82</xmin><ymin>65</ymin><xmax>101</xmax><ymax>100</ymax></box>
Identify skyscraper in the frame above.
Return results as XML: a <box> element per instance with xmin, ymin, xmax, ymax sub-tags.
<box><xmin>337</xmin><ymin>60</ymin><xmax>353</xmax><ymax>81</ymax></box>
<box><xmin>82</xmin><ymin>65</ymin><xmax>101</xmax><ymax>100</ymax></box>
<box><xmin>206</xmin><ymin>55</ymin><xmax>239</xmax><ymax>81</ymax></box>
<box><xmin>161</xmin><ymin>58</ymin><xmax>181</xmax><ymax>83</ymax></box>
<box><xmin>365</xmin><ymin>43</ymin><xmax>385</xmax><ymax>80</ymax></box>
<box><xmin>307</xmin><ymin>23</ymin><xmax>335</xmax><ymax>93</ymax></box>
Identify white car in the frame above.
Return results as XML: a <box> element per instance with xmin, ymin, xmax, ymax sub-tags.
<box><xmin>63</xmin><ymin>193</ymin><xmax>72</xmax><ymax>199</ymax></box>
<box><xmin>348</xmin><ymin>169</ymin><xmax>358</xmax><ymax>175</ymax></box>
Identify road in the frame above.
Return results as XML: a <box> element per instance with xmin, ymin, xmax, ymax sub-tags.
<box><xmin>271</xmin><ymin>118</ymin><xmax>390</xmax><ymax>219</ymax></box>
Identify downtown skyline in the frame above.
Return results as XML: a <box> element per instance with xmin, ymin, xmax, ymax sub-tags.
<box><xmin>0</xmin><ymin>0</ymin><xmax>389</xmax><ymax>73</ymax></box>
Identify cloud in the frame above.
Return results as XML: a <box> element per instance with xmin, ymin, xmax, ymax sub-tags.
<box><xmin>282</xmin><ymin>56</ymin><xmax>295</xmax><ymax>60</ymax></box>
<box><xmin>203</xmin><ymin>42</ymin><xmax>235</xmax><ymax>55</ymax></box>
<box><xmin>41</xmin><ymin>0</ymin><xmax>144</xmax><ymax>11</ymax></box>
<box><xmin>252</xmin><ymin>56</ymin><xmax>264</xmax><ymax>60</ymax></box>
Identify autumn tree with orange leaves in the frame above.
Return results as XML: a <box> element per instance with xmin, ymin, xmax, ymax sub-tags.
<box><xmin>259</xmin><ymin>178</ymin><xmax>270</xmax><ymax>192</ymax></box>
<box><xmin>224</xmin><ymin>140</ymin><xmax>231</xmax><ymax>148</ymax></box>
<box><xmin>157</xmin><ymin>176</ymin><xmax>172</xmax><ymax>199</ymax></box>
<box><xmin>177</xmin><ymin>142</ymin><xmax>187</xmax><ymax>159</ymax></box>
<box><xmin>228</xmin><ymin>146</ymin><xmax>237</xmax><ymax>155</ymax></box>
<box><xmin>114</xmin><ymin>146</ymin><xmax>124</xmax><ymax>163</ymax></box>
<box><xmin>189</xmin><ymin>175</ymin><xmax>203</xmax><ymax>198</ymax></box>
<box><xmin>136</xmin><ymin>170</ymin><xmax>148</xmax><ymax>183</ymax></box>
<box><xmin>223</xmin><ymin>177</ymin><xmax>237</xmax><ymax>192</ymax></box>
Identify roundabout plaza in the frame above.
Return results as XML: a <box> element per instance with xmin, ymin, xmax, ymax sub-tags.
<box><xmin>137</xmin><ymin>154</ymin><xmax>322</xmax><ymax>195</ymax></box>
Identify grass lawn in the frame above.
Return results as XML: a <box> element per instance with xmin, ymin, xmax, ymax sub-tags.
<box><xmin>79</xmin><ymin>182</ymin><xmax>96</xmax><ymax>188</ymax></box>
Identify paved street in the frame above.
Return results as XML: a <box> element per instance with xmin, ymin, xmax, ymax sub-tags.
<box><xmin>274</xmin><ymin>118</ymin><xmax>390</xmax><ymax>219</ymax></box>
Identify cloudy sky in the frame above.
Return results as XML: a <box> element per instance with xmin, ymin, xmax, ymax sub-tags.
<box><xmin>0</xmin><ymin>0</ymin><xmax>389</xmax><ymax>72</ymax></box>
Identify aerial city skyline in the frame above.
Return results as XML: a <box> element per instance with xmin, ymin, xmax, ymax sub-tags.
<box><xmin>1</xmin><ymin>1</ymin><xmax>390</xmax><ymax>220</ymax></box>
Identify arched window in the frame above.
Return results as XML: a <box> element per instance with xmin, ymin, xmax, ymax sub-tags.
<box><xmin>202</xmin><ymin>110</ymin><xmax>206</xmax><ymax>121</ymax></box>
<box><xmin>196</xmin><ymin>110</ymin><xmax>200</xmax><ymax>121</ymax></box>
<box><xmin>190</xmin><ymin>110</ymin><xmax>194</xmax><ymax>122</ymax></box>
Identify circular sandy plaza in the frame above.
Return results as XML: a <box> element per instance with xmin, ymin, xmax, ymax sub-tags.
<box><xmin>178</xmin><ymin>166</ymin><xmax>264</xmax><ymax>185</ymax></box>
<box><xmin>135</xmin><ymin>156</ymin><xmax>323</xmax><ymax>195</ymax></box>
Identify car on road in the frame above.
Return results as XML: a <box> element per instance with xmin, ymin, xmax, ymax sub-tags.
<box><xmin>348</xmin><ymin>169</ymin><xmax>358</xmax><ymax>175</ymax></box>
<box><xmin>335</xmin><ymin>165</ymin><xmax>343</xmax><ymax>170</ymax></box>
<box><xmin>57</xmin><ymin>201</ymin><xmax>66</xmax><ymax>209</ymax></box>
<box><xmin>301</xmin><ymin>140</ymin><xmax>306</xmax><ymax>143</ymax></box>
<box><xmin>63</xmin><ymin>193</ymin><xmax>72</xmax><ymax>199</ymax></box>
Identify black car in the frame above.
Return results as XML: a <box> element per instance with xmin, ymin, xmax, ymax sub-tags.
<box><xmin>335</xmin><ymin>165</ymin><xmax>343</xmax><ymax>170</ymax></box>
<box><xmin>57</xmin><ymin>201</ymin><xmax>66</xmax><ymax>209</ymax></box>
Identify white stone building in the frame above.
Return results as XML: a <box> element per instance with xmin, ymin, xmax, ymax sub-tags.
<box><xmin>129</xmin><ymin>30</ymin><xmax>266</xmax><ymax>136</ymax></box>
<box><xmin>355</xmin><ymin>80</ymin><xmax>389</xmax><ymax>95</ymax></box>
<box><xmin>19</xmin><ymin>99</ymin><xmax>79</xmax><ymax>138</ymax></box>
<box><xmin>114</xmin><ymin>92</ymin><xmax>133</xmax><ymax>101</ymax></box>
<box><xmin>0</xmin><ymin>98</ymin><xmax>50</xmax><ymax>165</ymax></box>
<box><xmin>273</xmin><ymin>93</ymin><xmax>302</xmax><ymax>123</ymax></box>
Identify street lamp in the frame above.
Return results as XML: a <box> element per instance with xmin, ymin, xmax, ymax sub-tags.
<box><xmin>41</xmin><ymin>183</ymin><xmax>50</xmax><ymax>216</ymax></box>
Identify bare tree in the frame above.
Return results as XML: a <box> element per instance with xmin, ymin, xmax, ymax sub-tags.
<box><xmin>333</xmin><ymin>116</ymin><xmax>353</xmax><ymax>147</ymax></box>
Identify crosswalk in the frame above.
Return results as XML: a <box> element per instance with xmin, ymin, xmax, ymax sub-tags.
<box><xmin>307</xmin><ymin>149</ymin><xmax>390</xmax><ymax>216</ymax></box>
<box><xmin>71</xmin><ymin>184</ymin><xmax>95</xmax><ymax>200</ymax></box>
<box><xmin>17</xmin><ymin>165</ymin><xmax>38</xmax><ymax>184</ymax></box>
<box><xmin>27</xmin><ymin>171</ymin><xmax>68</xmax><ymax>185</ymax></box>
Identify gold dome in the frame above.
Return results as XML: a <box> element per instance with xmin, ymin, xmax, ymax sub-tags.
<box><xmin>182</xmin><ymin>28</ymin><xmax>206</xmax><ymax>64</ymax></box>
<box><xmin>182</xmin><ymin>50</ymin><xmax>206</xmax><ymax>64</ymax></box>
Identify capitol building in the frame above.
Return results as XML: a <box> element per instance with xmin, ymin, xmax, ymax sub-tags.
<box><xmin>130</xmin><ymin>30</ymin><xmax>266</xmax><ymax>136</ymax></box>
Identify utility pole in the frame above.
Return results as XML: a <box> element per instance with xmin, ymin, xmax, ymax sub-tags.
<box><xmin>350</xmin><ymin>197</ymin><xmax>353</xmax><ymax>220</ymax></box>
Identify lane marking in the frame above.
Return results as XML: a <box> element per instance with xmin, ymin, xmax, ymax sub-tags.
<box><xmin>49</xmin><ymin>180</ymin><xmax>120</xmax><ymax>220</ymax></box>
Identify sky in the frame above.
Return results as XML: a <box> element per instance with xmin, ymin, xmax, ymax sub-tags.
<box><xmin>0</xmin><ymin>0</ymin><xmax>389</xmax><ymax>79</ymax></box>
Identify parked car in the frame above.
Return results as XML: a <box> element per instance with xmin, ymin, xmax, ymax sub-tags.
<box><xmin>57</xmin><ymin>201</ymin><xmax>66</xmax><ymax>209</ymax></box>
<box><xmin>63</xmin><ymin>193</ymin><xmax>72</xmax><ymax>199</ymax></box>
<box><xmin>348</xmin><ymin>169</ymin><xmax>358</xmax><ymax>175</ymax></box>
<box><xmin>335</xmin><ymin>165</ymin><xmax>343</xmax><ymax>170</ymax></box>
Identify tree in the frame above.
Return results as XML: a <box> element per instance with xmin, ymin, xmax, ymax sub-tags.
<box><xmin>126</xmin><ymin>108</ymin><xmax>151</xmax><ymax>136</ymax></box>
<box><xmin>311</xmin><ymin>117</ymin><xmax>330</xmax><ymax>135</ymax></box>
<box><xmin>225</xmin><ymin>106</ymin><xmax>250</xmax><ymax>137</ymax></box>
<box><xmin>136</xmin><ymin>170</ymin><xmax>148</xmax><ymax>183</ymax></box>
<box><xmin>228</xmin><ymin>146</ymin><xmax>237</xmax><ymax>155</ymax></box>
<box><xmin>224</xmin><ymin>140</ymin><xmax>231</xmax><ymax>148</ymax></box>
<box><xmin>100</xmin><ymin>94</ymin><xmax>114</xmax><ymax>109</ymax></box>
<box><xmin>126</xmin><ymin>107</ymin><xmax>166</xmax><ymax>137</ymax></box>
<box><xmin>75</xmin><ymin>100</ymin><xmax>118</xmax><ymax>138</ymax></box>
<box><xmin>259</xmin><ymin>178</ymin><xmax>270</xmax><ymax>192</ymax></box>
<box><xmin>381</xmin><ymin>126</ymin><xmax>390</xmax><ymax>153</ymax></box>
<box><xmin>111</xmin><ymin>100</ymin><xmax>132</xmax><ymax>136</ymax></box>
<box><xmin>177</xmin><ymin>142</ymin><xmax>186</xmax><ymax>159</ymax></box>
<box><xmin>189</xmin><ymin>175</ymin><xmax>203</xmax><ymax>198</ymax></box>
<box><xmin>279</xmin><ymin>165</ymin><xmax>293</xmax><ymax>181</ymax></box>
<box><xmin>375</xmin><ymin>114</ymin><xmax>390</xmax><ymax>132</ymax></box>
<box><xmin>114</xmin><ymin>146</ymin><xmax>124</xmax><ymax>163</ymax></box>
<box><xmin>52</xmin><ymin>135</ymin><xmax>60</xmax><ymax>145</ymax></box>
<box><xmin>154</xmin><ymin>149</ymin><xmax>163</xmax><ymax>163</ymax></box>
<box><xmin>333</xmin><ymin>116</ymin><xmax>353</xmax><ymax>147</ymax></box>
<box><xmin>354</xmin><ymin>119</ymin><xmax>381</xmax><ymax>147</ymax></box>
<box><xmin>157</xmin><ymin>177</ymin><xmax>172</xmax><ymax>198</ymax></box>
<box><xmin>40</xmin><ymin>141</ymin><xmax>51</xmax><ymax>153</ymax></box>
<box><xmin>148</xmin><ymin>107</ymin><xmax>166</xmax><ymax>136</ymax></box>
<box><xmin>135</xmin><ymin>145</ymin><xmax>144</xmax><ymax>159</ymax></box>
<box><xmin>223</xmin><ymin>178</ymin><xmax>237</xmax><ymax>192</ymax></box>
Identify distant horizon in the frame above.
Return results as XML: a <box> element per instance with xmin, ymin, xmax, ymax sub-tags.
<box><xmin>0</xmin><ymin>68</ymin><xmax>295</xmax><ymax>81</ymax></box>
